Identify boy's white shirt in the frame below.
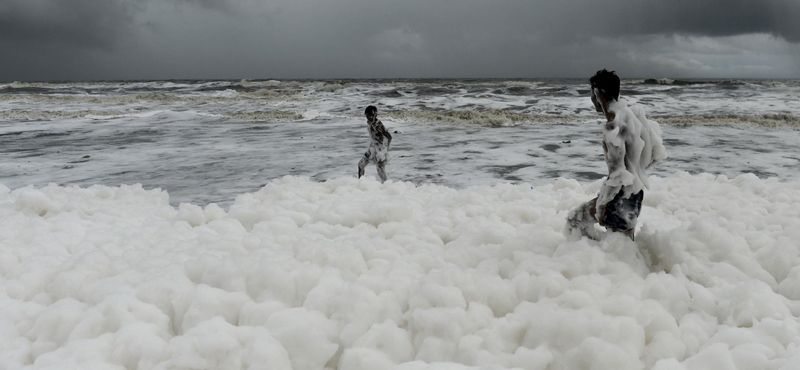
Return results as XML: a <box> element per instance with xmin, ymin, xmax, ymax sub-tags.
<box><xmin>596</xmin><ymin>99</ymin><xmax>667</xmax><ymax>211</ymax></box>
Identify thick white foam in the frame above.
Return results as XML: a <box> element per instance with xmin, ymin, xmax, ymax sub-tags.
<box><xmin>1</xmin><ymin>173</ymin><xmax>799</xmax><ymax>369</ymax></box>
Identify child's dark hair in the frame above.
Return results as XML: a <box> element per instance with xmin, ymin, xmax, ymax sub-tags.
<box><xmin>589</xmin><ymin>69</ymin><xmax>620</xmax><ymax>101</ymax></box>
<box><xmin>365</xmin><ymin>105</ymin><xmax>377</xmax><ymax>115</ymax></box>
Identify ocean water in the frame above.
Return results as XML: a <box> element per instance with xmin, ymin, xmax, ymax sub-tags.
<box><xmin>1</xmin><ymin>78</ymin><xmax>799</xmax><ymax>205</ymax></box>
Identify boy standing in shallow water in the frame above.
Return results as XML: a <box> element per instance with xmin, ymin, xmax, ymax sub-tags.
<box><xmin>358</xmin><ymin>105</ymin><xmax>392</xmax><ymax>183</ymax></box>
<box><xmin>566</xmin><ymin>69</ymin><xmax>667</xmax><ymax>241</ymax></box>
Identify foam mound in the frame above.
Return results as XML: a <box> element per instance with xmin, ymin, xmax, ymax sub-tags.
<box><xmin>1</xmin><ymin>173</ymin><xmax>800</xmax><ymax>370</ymax></box>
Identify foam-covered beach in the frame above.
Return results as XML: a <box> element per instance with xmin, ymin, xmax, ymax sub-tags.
<box><xmin>1</xmin><ymin>79</ymin><xmax>800</xmax><ymax>369</ymax></box>
<box><xmin>2</xmin><ymin>173</ymin><xmax>800</xmax><ymax>369</ymax></box>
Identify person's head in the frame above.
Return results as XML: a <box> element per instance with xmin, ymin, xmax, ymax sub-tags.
<box><xmin>365</xmin><ymin>105</ymin><xmax>378</xmax><ymax>122</ymax></box>
<box><xmin>589</xmin><ymin>69</ymin><xmax>620</xmax><ymax>112</ymax></box>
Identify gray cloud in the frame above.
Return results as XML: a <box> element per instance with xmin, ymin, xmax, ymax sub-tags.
<box><xmin>0</xmin><ymin>0</ymin><xmax>798</xmax><ymax>81</ymax></box>
<box><xmin>594</xmin><ymin>0</ymin><xmax>800</xmax><ymax>42</ymax></box>
<box><xmin>173</xmin><ymin>0</ymin><xmax>236</xmax><ymax>14</ymax></box>
<box><xmin>0</xmin><ymin>0</ymin><xmax>145</xmax><ymax>50</ymax></box>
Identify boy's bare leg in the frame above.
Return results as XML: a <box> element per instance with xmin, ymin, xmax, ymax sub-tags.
<box><xmin>377</xmin><ymin>161</ymin><xmax>388</xmax><ymax>183</ymax></box>
<box><xmin>358</xmin><ymin>156</ymin><xmax>368</xmax><ymax>179</ymax></box>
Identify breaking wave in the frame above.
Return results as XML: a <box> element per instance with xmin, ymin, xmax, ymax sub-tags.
<box><xmin>639</xmin><ymin>78</ymin><xmax>790</xmax><ymax>87</ymax></box>
<box><xmin>384</xmin><ymin>109</ymin><xmax>576</xmax><ymax>127</ymax></box>
<box><xmin>382</xmin><ymin>110</ymin><xmax>800</xmax><ymax>130</ymax></box>
<box><xmin>225</xmin><ymin>110</ymin><xmax>304</xmax><ymax>122</ymax></box>
<box><xmin>3</xmin><ymin>106</ymin><xmax>797</xmax><ymax>130</ymax></box>
<box><xmin>0</xmin><ymin>90</ymin><xmax>308</xmax><ymax>106</ymax></box>
<box><xmin>2</xmin><ymin>79</ymin><xmax>799</xmax><ymax>130</ymax></box>
<box><xmin>0</xmin><ymin>109</ymin><xmax>128</xmax><ymax>121</ymax></box>
<box><xmin>652</xmin><ymin>113</ymin><xmax>800</xmax><ymax>130</ymax></box>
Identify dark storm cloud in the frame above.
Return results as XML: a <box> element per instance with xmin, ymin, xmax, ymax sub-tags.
<box><xmin>0</xmin><ymin>0</ymin><xmax>145</xmax><ymax>50</ymax></box>
<box><xmin>0</xmin><ymin>0</ymin><xmax>238</xmax><ymax>51</ymax></box>
<box><xmin>0</xmin><ymin>0</ymin><xmax>798</xmax><ymax>80</ymax></box>
<box><xmin>382</xmin><ymin>0</ymin><xmax>800</xmax><ymax>43</ymax></box>
<box><xmin>586</xmin><ymin>0</ymin><xmax>800</xmax><ymax>42</ymax></box>
<box><xmin>2</xmin><ymin>0</ymin><xmax>797</xmax><ymax>50</ymax></box>
<box><xmin>173</xmin><ymin>0</ymin><xmax>235</xmax><ymax>14</ymax></box>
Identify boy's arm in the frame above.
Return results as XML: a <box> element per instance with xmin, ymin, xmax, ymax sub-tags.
<box><xmin>379</xmin><ymin>121</ymin><xmax>392</xmax><ymax>147</ymax></box>
<box><xmin>596</xmin><ymin>121</ymin><xmax>634</xmax><ymax>222</ymax></box>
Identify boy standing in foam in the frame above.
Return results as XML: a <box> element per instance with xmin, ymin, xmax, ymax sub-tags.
<box><xmin>358</xmin><ymin>105</ymin><xmax>392</xmax><ymax>183</ymax></box>
<box><xmin>566</xmin><ymin>70</ymin><xmax>667</xmax><ymax>241</ymax></box>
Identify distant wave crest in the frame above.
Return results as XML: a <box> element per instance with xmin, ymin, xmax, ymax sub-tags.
<box><xmin>653</xmin><ymin>114</ymin><xmax>800</xmax><ymax>129</ymax></box>
<box><xmin>225</xmin><ymin>110</ymin><xmax>304</xmax><ymax>122</ymax></box>
<box><xmin>0</xmin><ymin>109</ymin><xmax>127</xmax><ymax>121</ymax></box>
<box><xmin>384</xmin><ymin>109</ymin><xmax>574</xmax><ymax>127</ymax></box>
<box><xmin>384</xmin><ymin>109</ymin><xmax>800</xmax><ymax>129</ymax></box>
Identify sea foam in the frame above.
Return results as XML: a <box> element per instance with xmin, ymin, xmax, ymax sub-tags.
<box><xmin>1</xmin><ymin>173</ymin><xmax>799</xmax><ymax>369</ymax></box>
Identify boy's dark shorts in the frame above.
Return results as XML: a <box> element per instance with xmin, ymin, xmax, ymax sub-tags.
<box><xmin>603</xmin><ymin>190</ymin><xmax>644</xmax><ymax>231</ymax></box>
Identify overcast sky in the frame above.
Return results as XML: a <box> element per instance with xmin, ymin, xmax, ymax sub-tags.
<box><xmin>2</xmin><ymin>0</ymin><xmax>799</xmax><ymax>81</ymax></box>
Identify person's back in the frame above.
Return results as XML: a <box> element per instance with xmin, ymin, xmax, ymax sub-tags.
<box><xmin>630</xmin><ymin>103</ymin><xmax>666</xmax><ymax>173</ymax></box>
<box><xmin>596</xmin><ymin>99</ymin><xmax>666</xmax><ymax>207</ymax></box>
